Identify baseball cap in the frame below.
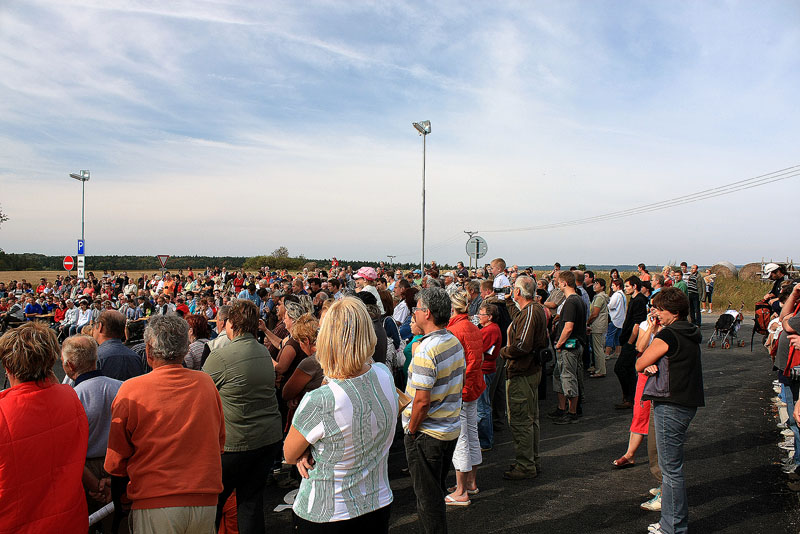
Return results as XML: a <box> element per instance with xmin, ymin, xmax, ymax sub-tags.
<box><xmin>353</xmin><ymin>267</ymin><xmax>378</xmax><ymax>281</ymax></box>
<box><xmin>444</xmin><ymin>271</ymin><xmax>455</xmax><ymax>278</ymax></box>
<box><xmin>764</xmin><ymin>263</ymin><xmax>781</xmax><ymax>274</ymax></box>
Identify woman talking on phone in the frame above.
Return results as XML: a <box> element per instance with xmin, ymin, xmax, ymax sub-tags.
<box><xmin>636</xmin><ymin>287</ymin><xmax>704</xmax><ymax>534</ymax></box>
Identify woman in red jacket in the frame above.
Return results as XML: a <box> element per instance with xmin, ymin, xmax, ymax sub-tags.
<box><xmin>445</xmin><ymin>291</ymin><xmax>486</xmax><ymax>506</ymax></box>
<box><xmin>0</xmin><ymin>322</ymin><xmax>89</xmax><ymax>534</ymax></box>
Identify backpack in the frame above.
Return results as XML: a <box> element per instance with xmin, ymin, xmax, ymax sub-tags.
<box><xmin>753</xmin><ymin>299</ymin><xmax>772</xmax><ymax>335</ymax></box>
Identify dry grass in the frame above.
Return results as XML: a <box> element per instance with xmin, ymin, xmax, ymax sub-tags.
<box><xmin>1</xmin><ymin>270</ymin><xmax>170</xmax><ymax>283</ymax></box>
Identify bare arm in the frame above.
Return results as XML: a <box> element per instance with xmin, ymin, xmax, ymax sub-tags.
<box><xmin>284</xmin><ymin>425</ymin><xmax>311</xmax><ymax>464</ymax></box>
<box><xmin>274</xmin><ymin>342</ymin><xmax>297</xmax><ymax>376</ymax></box>
<box><xmin>587</xmin><ymin>306</ymin><xmax>600</xmax><ymax>325</ymax></box>
<box><xmin>555</xmin><ymin>322</ymin><xmax>574</xmax><ymax>349</ymax></box>
<box><xmin>635</xmin><ymin>338</ymin><xmax>669</xmax><ymax>372</ymax></box>
<box><xmin>282</xmin><ymin>369</ymin><xmax>313</xmax><ymax>401</ymax></box>
<box><xmin>780</xmin><ymin>285</ymin><xmax>800</xmax><ymax>322</ymax></box>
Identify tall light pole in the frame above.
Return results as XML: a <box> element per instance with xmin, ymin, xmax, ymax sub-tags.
<box><xmin>69</xmin><ymin>170</ymin><xmax>90</xmax><ymax>245</ymax></box>
<box><xmin>412</xmin><ymin>120</ymin><xmax>431</xmax><ymax>274</ymax></box>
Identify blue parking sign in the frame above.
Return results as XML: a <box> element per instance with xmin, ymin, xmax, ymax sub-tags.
<box><xmin>78</xmin><ymin>239</ymin><xmax>85</xmax><ymax>255</ymax></box>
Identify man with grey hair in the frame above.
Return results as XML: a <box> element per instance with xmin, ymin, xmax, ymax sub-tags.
<box><xmin>500</xmin><ymin>276</ymin><xmax>548</xmax><ymax>480</ymax></box>
<box><xmin>104</xmin><ymin>315</ymin><xmax>225</xmax><ymax>534</ymax></box>
<box><xmin>466</xmin><ymin>280</ymin><xmax>483</xmax><ymax>317</ymax></box>
<box><xmin>200</xmin><ymin>305</ymin><xmax>232</xmax><ymax>367</ymax></box>
<box><xmin>403</xmin><ymin>287</ymin><xmax>465</xmax><ymax>534</ymax></box>
<box><xmin>62</xmin><ymin>335</ymin><xmax>122</xmax><ymax>520</ymax></box>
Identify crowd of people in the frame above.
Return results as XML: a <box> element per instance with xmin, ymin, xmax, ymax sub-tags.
<box><xmin>0</xmin><ymin>258</ymin><xmax>739</xmax><ymax>534</ymax></box>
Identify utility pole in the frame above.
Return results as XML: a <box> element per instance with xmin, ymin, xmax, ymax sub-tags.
<box><xmin>464</xmin><ymin>230</ymin><xmax>477</xmax><ymax>270</ymax></box>
<box><xmin>387</xmin><ymin>255</ymin><xmax>396</xmax><ymax>267</ymax></box>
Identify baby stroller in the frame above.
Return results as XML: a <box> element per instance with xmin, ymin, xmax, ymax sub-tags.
<box><xmin>708</xmin><ymin>302</ymin><xmax>745</xmax><ymax>349</ymax></box>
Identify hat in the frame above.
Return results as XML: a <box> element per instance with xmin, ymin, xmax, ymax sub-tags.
<box><xmin>413</xmin><ymin>269</ymin><xmax>422</xmax><ymax>274</ymax></box>
<box><xmin>764</xmin><ymin>263</ymin><xmax>781</xmax><ymax>275</ymax></box>
<box><xmin>353</xmin><ymin>267</ymin><xmax>378</xmax><ymax>281</ymax></box>
<box><xmin>443</xmin><ymin>271</ymin><xmax>455</xmax><ymax>278</ymax></box>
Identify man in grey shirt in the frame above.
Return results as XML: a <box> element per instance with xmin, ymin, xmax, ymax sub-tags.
<box><xmin>61</xmin><ymin>335</ymin><xmax>123</xmax><ymax>518</ymax></box>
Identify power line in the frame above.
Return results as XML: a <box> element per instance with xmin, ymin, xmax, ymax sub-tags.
<box><xmin>477</xmin><ymin>165</ymin><xmax>800</xmax><ymax>234</ymax></box>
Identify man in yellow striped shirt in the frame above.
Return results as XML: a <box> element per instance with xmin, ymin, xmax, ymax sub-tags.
<box><xmin>403</xmin><ymin>287</ymin><xmax>465</xmax><ymax>534</ymax></box>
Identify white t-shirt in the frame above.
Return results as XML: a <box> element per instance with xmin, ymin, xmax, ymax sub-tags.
<box><xmin>493</xmin><ymin>273</ymin><xmax>511</xmax><ymax>300</ymax></box>
<box><xmin>393</xmin><ymin>300</ymin><xmax>410</xmax><ymax>325</ymax></box>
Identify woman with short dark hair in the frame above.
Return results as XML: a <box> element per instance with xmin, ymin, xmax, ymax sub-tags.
<box><xmin>0</xmin><ymin>323</ymin><xmax>89</xmax><ymax>533</ymax></box>
<box><xmin>636</xmin><ymin>287</ymin><xmax>704</xmax><ymax>534</ymax></box>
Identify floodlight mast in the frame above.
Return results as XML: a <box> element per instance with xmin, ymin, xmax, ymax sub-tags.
<box><xmin>69</xmin><ymin>170</ymin><xmax>90</xmax><ymax>247</ymax></box>
<box><xmin>412</xmin><ymin>121</ymin><xmax>431</xmax><ymax>274</ymax></box>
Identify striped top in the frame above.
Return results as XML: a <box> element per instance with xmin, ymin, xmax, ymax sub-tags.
<box><xmin>402</xmin><ymin>329</ymin><xmax>465</xmax><ymax>441</ymax></box>
<box><xmin>292</xmin><ymin>363</ymin><xmax>398</xmax><ymax>523</ymax></box>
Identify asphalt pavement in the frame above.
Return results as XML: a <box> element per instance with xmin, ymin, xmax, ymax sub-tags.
<box><xmin>263</xmin><ymin>314</ymin><xmax>800</xmax><ymax>533</ymax></box>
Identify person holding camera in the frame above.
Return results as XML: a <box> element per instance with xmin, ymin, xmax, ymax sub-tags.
<box><xmin>500</xmin><ymin>275</ymin><xmax>549</xmax><ymax>480</ymax></box>
<box><xmin>550</xmin><ymin>271</ymin><xmax>587</xmax><ymax>425</ymax></box>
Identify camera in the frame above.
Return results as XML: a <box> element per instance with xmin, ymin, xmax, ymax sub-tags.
<box><xmin>493</xmin><ymin>287</ymin><xmax>511</xmax><ymax>295</ymax></box>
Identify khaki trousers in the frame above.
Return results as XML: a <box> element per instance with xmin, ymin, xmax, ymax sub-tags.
<box><xmin>506</xmin><ymin>369</ymin><xmax>542</xmax><ymax>474</ymax></box>
<box><xmin>130</xmin><ymin>506</ymin><xmax>216</xmax><ymax>534</ymax></box>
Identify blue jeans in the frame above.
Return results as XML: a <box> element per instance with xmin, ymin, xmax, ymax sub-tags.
<box><xmin>653</xmin><ymin>402</ymin><xmax>697</xmax><ymax>534</ymax></box>
<box><xmin>605</xmin><ymin>322</ymin><xmax>621</xmax><ymax>348</ymax></box>
<box><xmin>783</xmin><ymin>383</ymin><xmax>800</xmax><ymax>463</ymax></box>
<box><xmin>477</xmin><ymin>372</ymin><xmax>496</xmax><ymax>449</ymax></box>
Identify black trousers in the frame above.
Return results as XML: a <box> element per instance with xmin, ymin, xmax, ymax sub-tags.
<box><xmin>614</xmin><ymin>342</ymin><xmax>638</xmax><ymax>403</ymax></box>
<box><xmin>292</xmin><ymin>504</ymin><xmax>391</xmax><ymax>533</ymax></box>
<box><xmin>216</xmin><ymin>441</ymin><xmax>281</xmax><ymax>534</ymax></box>
<box><xmin>404</xmin><ymin>433</ymin><xmax>457</xmax><ymax>534</ymax></box>
<box><xmin>688</xmin><ymin>293</ymin><xmax>702</xmax><ymax>326</ymax></box>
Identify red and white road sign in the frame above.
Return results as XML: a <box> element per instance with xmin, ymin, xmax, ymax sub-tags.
<box><xmin>157</xmin><ymin>255</ymin><xmax>170</xmax><ymax>268</ymax></box>
<box><xmin>63</xmin><ymin>256</ymin><xmax>74</xmax><ymax>271</ymax></box>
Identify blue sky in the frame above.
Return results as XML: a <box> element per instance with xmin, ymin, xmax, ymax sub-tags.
<box><xmin>1</xmin><ymin>1</ymin><xmax>798</xmax><ymax>265</ymax></box>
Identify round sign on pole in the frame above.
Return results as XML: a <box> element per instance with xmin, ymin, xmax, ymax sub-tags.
<box><xmin>63</xmin><ymin>256</ymin><xmax>75</xmax><ymax>271</ymax></box>
<box><xmin>466</xmin><ymin>236</ymin><xmax>488</xmax><ymax>260</ymax></box>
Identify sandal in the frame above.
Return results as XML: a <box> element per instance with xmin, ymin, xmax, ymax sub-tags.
<box><xmin>612</xmin><ymin>455</ymin><xmax>635</xmax><ymax>468</ymax></box>
<box><xmin>445</xmin><ymin>494</ymin><xmax>471</xmax><ymax>506</ymax></box>
<box><xmin>447</xmin><ymin>486</ymin><xmax>479</xmax><ymax>495</ymax></box>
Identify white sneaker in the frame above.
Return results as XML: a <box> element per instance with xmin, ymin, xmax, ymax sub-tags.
<box><xmin>779</xmin><ymin>441</ymin><xmax>795</xmax><ymax>451</ymax></box>
<box><xmin>641</xmin><ymin>490</ymin><xmax>661</xmax><ymax>511</ymax></box>
<box><xmin>783</xmin><ymin>429</ymin><xmax>794</xmax><ymax>437</ymax></box>
<box><xmin>649</xmin><ymin>487</ymin><xmax>660</xmax><ymax>496</ymax></box>
<box><xmin>648</xmin><ymin>523</ymin><xmax>662</xmax><ymax>533</ymax></box>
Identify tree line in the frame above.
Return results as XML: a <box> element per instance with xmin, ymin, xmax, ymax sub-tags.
<box><xmin>0</xmin><ymin>250</ymin><xmax>431</xmax><ymax>273</ymax></box>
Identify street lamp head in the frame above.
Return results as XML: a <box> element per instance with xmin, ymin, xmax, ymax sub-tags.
<box><xmin>69</xmin><ymin>170</ymin><xmax>90</xmax><ymax>182</ymax></box>
<box><xmin>412</xmin><ymin>120</ymin><xmax>431</xmax><ymax>135</ymax></box>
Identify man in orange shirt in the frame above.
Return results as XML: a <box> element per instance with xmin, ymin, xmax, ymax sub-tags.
<box><xmin>105</xmin><ymin>315</ymin><xmax>225</xmax><ymax>533</ymax></box>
